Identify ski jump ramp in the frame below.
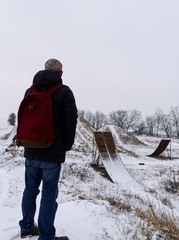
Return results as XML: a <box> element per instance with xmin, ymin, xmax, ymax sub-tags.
<box><xmin>94</xmin><ymin>131</ymin><xmax>140</xmax><ymax>188</ymax></box>
<box><xmin>147</xmin><ymin>139</ymin><xmax>171</xmax><ymax>157</ymax></box>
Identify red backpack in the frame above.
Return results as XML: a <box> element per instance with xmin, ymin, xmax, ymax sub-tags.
<box><xmin>15</xmin><ymin>84</ymin><xmax>63</xmax><ymax>148</ymax></box>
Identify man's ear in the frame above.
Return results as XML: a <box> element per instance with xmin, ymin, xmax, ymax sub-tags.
<box><xmin>59</xmin><ymin>70</ymin><xmax>63</xmax><ymax>77</ymax></box>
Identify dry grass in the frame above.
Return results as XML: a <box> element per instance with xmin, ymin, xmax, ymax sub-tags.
<box><xmin>163</xmin><ymin>173</ymin><xmax>179</xmax><ymax>194</ymax></box>
<box><xmin>105</xmin><ymin>196</ymin><xmax>132</xmax><ymax>213</ymax></box>
<box><xmin>61</xmin><ymin>162</ymin><xmax>179</xmax><ymax>239</ymax></box>
<box><xmin>135</xmin><ymin>204</ymin><xmax>179</xmax><ymax>239</ymax></box>
<box><xmin>116</xmin><ymin>145</ymin><xmax>139</xmax><ymax>158</ymax></box>
<box><xmin>121</xmin><ymin>132</ymin><xmax>146</xmax><ymax>146</ymax></box>
<box><xmin>97</xmin><ymin>192</ymin><xmax>179</xmax><ymax>239</ymax></box>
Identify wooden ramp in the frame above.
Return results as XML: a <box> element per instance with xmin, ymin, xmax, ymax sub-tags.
<box><xmin>147</xmin><ymin>139</ymin><xmax>171</xmax><ymax>157</ymax></box>
<box><xmin>94</xmin><ymin>131</ymin><xmax>140</xmax><ymax>188</ymax></box>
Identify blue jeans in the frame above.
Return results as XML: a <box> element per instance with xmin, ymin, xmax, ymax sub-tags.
<box><xmin>19</xmin><ymin>159</ymin><xmax>61</xmax><ymax>240</ymax></box>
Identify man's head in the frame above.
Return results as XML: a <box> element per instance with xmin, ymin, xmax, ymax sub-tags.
<box><xmin>45</xmin><ymin>58</ymin><xmax>63</xmax><ymax>76</ymax></box>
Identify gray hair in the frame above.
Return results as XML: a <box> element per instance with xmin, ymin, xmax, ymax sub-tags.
<box><xmin>45</xmin><ymin>58</ymin><xmax>63</xmax><ymax>72</ymax></box>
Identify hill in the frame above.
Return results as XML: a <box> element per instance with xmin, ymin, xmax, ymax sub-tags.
<box><xmin>0</xmin><ymin>118</ymin><xmax>179</xmax><ymax>239</ymax></box>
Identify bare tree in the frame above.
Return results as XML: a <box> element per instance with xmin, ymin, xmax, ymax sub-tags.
<box><xmin>154</xmin><ymin>108</ymin><xmax>164</xmax><ymax>136</ymax></box>
<box><xmin>92</xmin><ymin>111</ymin><xmax>108</xmax><ymax>130</ymax></box>
<box><xmin>109</xmin><ymin>109</ymin><xmax>142</xmax><ymax>132</ymax></box>
<box><xmin>134</xmin><ymin>121</ymin><xmax>146</xmax><ymax>135</ymax></box>
<box><xmin>169</xmin><ymin>106</ymin><xmax>179</xmax><ymax>138</ymax></box>
<box><xmin>145</xmin><ymin>115</ymin><xmax>155</xmax><ymax>136</ymax></box>
<box><xmin>8</xmin><ymin>113</ymin><xmax>16</xmax><ymax>126</ymax></box>
<box><xmin>109</xmin><ymin>110</ymin><xmax>128</xmax><ymax>129</ymax></box>
<box><xmin>126</xmin><ymin>109</ymin><xmax>142</xmax><ymax>131</ymax></box>
<box><xmin>78</xmin><ymin>109</ymin><xmax>107</xmax><ymax>130</ymax></box>
<box><xmin>79</xmin><ymin>106</ymin><xmax>179</xmax><ymax>138</ymax></box>
<box><xmin>160</xmin><ymin>113</ymin><xmax>172</xmax><ymax>138</ymax></box>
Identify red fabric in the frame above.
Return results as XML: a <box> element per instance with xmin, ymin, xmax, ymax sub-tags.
<box><xmin>17</xmin><ymin>84</ymin><xmax>63</xmax><ymax>144</ymax></box>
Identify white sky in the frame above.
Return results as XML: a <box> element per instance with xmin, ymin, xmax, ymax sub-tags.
<box><xmin>0</xmin><ymin>0</ymin><xmax>179</xmax><ymax>119</ymax></box>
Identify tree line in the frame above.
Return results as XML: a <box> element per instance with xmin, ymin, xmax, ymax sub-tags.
<box><xmin>8</xmin><ymin>105</ymin><xmax>179</xmax><ymax>138</ymax></box>
<box><xmin>78</xmin><ymin>106</ymin><xmax>179</xmax><ymax>138</ymax></box>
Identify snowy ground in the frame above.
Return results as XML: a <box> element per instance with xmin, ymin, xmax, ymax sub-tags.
<box><xmin>0</xmin><ymin>119</ymin><xmax>179</xmax><ymax>240</ymax></box>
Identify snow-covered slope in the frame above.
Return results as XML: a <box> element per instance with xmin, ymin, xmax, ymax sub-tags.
<box><xmin>0</xmin><ymin>118</ymin><xmax>179</xmax><ymax>240</ymax></box>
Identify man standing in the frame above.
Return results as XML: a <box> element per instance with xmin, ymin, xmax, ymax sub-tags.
<box><xmin>18</xmin><ymin>58</ymin><xmax>78</xmax><ymax>240</ymax></box>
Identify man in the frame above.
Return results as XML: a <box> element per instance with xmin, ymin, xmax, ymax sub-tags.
<box><xmin>19</xmin><ymin>58</ymin><xmax>78</xmax><ymax>240</ymax></box>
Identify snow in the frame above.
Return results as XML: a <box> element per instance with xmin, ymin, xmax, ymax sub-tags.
<box><xmin>0</xmin><ymin>118</ymin><xmax>179</xmax><ymax>240</ymax></box>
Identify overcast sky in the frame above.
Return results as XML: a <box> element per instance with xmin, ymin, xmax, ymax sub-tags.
<box><xmin>0</xmin><ymin>0</ymin><xmax>179</xmax><ymax>119</ymax></box>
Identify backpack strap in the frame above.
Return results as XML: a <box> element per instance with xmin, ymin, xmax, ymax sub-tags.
<box><xmin>29</xmin><ymin>84</ymin><xmax>64</xmax><ymax>95</ymax></box>
<box><xmin>29</xmin><ymin>85</ymin><xmax>37</xmax><ymax>93</ymax></box>
<box><xmin>47</xmin><ymin>84</ymin><xmax>64</xmax><ymax>95</ymax></box>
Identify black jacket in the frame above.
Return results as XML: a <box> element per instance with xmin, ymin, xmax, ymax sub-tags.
<box><xmin>24</xmin><ymin>70</ymin><xmax>78</xmax><ymax>163</ymax></box>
